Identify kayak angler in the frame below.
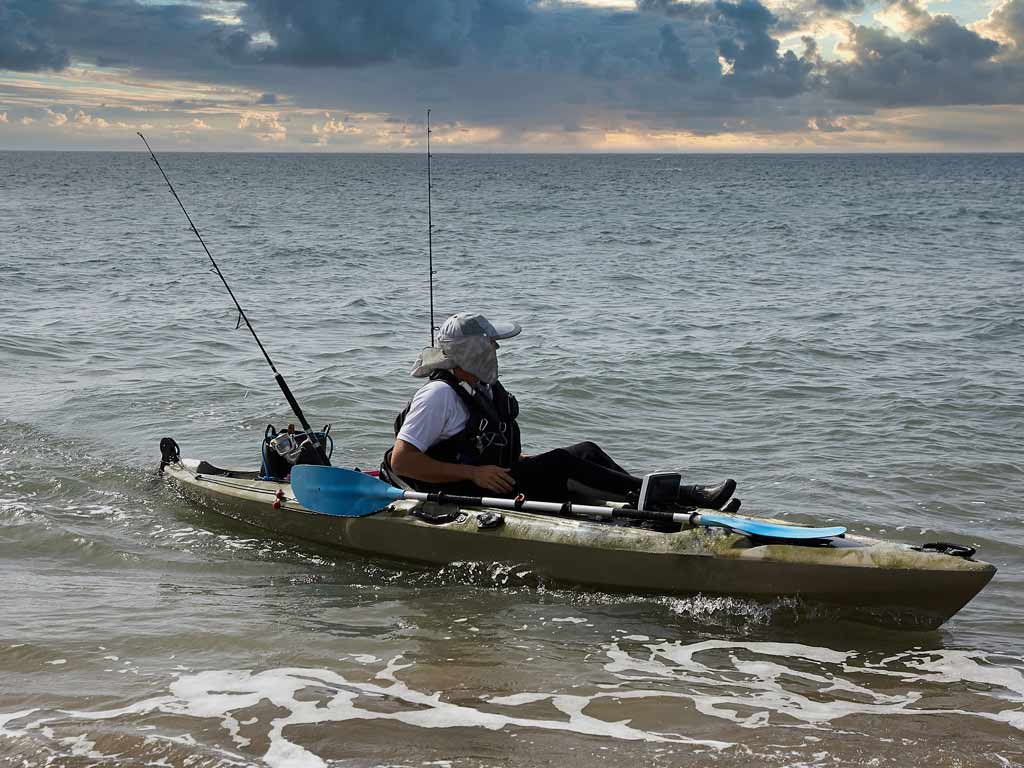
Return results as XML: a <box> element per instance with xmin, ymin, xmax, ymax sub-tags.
<box><xmin>379</xmin><ymin>312</ymin><xmax>739</xmax><ymax>511</ymax></box>
<box><xmin>143</xmin><ymin>133</ymin><xmax>995</xmax><ymax>630</ymax></box>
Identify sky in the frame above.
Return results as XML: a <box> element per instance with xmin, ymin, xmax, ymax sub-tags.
<box><xmin>1</xmin><ymin>0</ymin><xmax>1022</xmax><ymax>151</ymax></box>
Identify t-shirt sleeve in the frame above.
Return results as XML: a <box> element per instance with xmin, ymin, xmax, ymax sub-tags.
<box><xmin>396</xmin><ymin>384</ymin><xmax>461</xmax><ymax>453</ymax></box>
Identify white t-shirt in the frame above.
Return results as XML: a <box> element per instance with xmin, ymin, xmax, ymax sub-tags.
<box><xmin>396</xmin><ymin>380</ymin><xmax>471</xmax><ymax>452</ymax></box>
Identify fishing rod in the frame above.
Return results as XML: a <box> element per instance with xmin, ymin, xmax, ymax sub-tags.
<box><xmin>426</xmin><ymin>108</ymin><xmax>437</xmax><ymax>346</ymax></box>
<box><xmin>137</xmin><ymin>132</ymin><xmax>330</xmax><ymax>467</ymax></box>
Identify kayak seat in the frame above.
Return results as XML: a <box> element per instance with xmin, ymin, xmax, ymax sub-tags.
<box><xmin>195</xmin><ymin>460</ymin><xmax>260</xmax><ymax>480</ymax></box>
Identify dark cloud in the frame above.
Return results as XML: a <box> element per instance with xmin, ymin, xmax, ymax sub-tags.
<box><xmin>95</xmin><ymin>54</ymin><xmax>128</xmax><ymax>67</ymax></box>
<box><xmin>712</xmin><ymin>0</ymin><xmax>816</xmax><ymax>96</ymax></box>
<box><xmin>232</xmin><ymin>0</ymin><xmax>816</xmax><ymax>98</ymax></box>
<box><xmin>658</xmin><ymin>24</ymin><xmax>695</xmax><ymax>81</ymax></box>
<box><xmin>239</xmin><ymin>0</ymin><xmax>532</xmax><ymax>68</ymax></box>
<box><xmin>4</xmin><ymin>0</ymin><xmax>240</xmax><ymax>74</ymax></box>
<box><xmin>1</xmin><ymin>0</ymin><xmax>1021</xmax><ymax>142</ymax></box>
<box><xmin>632</xmin><ymin>0</ymin><xmax>817</xmax><ymax>95</ymax></box>
<box><xmin>0</xmin><ymin>1</ymin><xmax>69</xmax><ymax>70</ymax></box>
<box><xmin>825</xmin><ymin>12</ymin><xmax>1023</xmax><ymax>106</ymax></box>
<box><xmin>637</xmin><ymin>0</ymin><xmax>714</xmax><ymax>21</ymax></box>
<box><xmin>814</xmin><ymin>0</ymin><xmax>867</xmax><ymax>14</ymax></box>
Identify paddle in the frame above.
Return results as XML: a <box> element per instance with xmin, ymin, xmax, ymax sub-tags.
<box><xmin>290</xmin><ymin>466</ymin><xmax>847</xmax><ymax>541</ymax></box>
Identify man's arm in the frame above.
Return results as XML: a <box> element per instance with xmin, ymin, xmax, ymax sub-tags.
<box><xmin>391</xmin><ymin>439</ymin><xmax>514</xmax><ymax>494</ymax></box>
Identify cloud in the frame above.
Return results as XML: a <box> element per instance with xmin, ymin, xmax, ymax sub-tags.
<box><xmin>813</xmin><ymin>0</ymin><xmax>866</xmax><ymax>15</ymax></box>
<box><xmin>826</xmin><ymin>2</ymin><xmax>1024</xmax><ymax>107</ymax></box>
<box><xmin>41</xmin><ymin>106</ymin><xmax>150</xmax><ymax>131</ymax></box>
<box><xmin>45</xmin><ymin>108</ymin><xmax>68</xmax><ymax>126</ymax></box>
<box><xmin>238</xmin><ymin>0</ymin><xmax>533</xmax><ymax>68</ymax></box>
<box><xmin>712</xmin><ymin>0</ymin><xmax>818</xmax><ymax>97</ymax></box>
<box><xmin>214</xmin><ymin>0</ymin><xmax>822</xmax><ymax>104</ymax></box>
<box><xmin>3</xmin><ymin>0</ymin><xmax>238</xmax><ymax>75</ymax></box>
<box><xmin>0</xmin><ymin>1</ymin><xmax>70</xmax><ymax>71</ymax></box>
<box><xmin>1</xmin><ymin>0</ymin><xmax>1023</xmax><ymax>149</ymax></box>
<box><xmin>238</xmin><ymin>110</ymin><xmax>286</xmax><ymax>141</ymax></box>
<box><xmin>658</xmin><ymin>23</ymin><xmax>695</xmax><ymax>80</ymax></box>
<box><xmin>169</xmin><ymin>116</ymin><xmax>212</xmax><ymax>136</ymax></box>
<box><xmin>72</xmin><ymin>109</ymin><xmax>111</xmax><ymax>128</ymax></box>
<box><xmin>975</xmin><ymin>0</ymin><xmax>1024</xmax><ymax>49</ymax></box>
<box><xmin>310</xmin><ymin>112</ymin><xmax>363</xmax><ymax>145</ymax></box>
<box><xmin>806</xmin><ymin>113</ymin><xmax>863</xmax><ymax>131</ymax></box>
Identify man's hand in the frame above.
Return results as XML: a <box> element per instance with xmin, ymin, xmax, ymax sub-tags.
<box><xmin>392</xmin><ymin>440</ymin><xmax>516</xmax><ymax>494</ymax></box>
<box><xmin>471</xmin><ymin>465</ymin><xmax>515</xmax><ymax>494</ymax></box>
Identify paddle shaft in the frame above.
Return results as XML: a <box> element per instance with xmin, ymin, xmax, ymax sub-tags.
<box><xmin>138</xmin><ymin>133</ymin><xmax>330</xmax><ymax>467</ymax></box>
<box><xmin>401</xmin><ymin>490</ymin><xmax>843</xmax><ymax>538</ymax></box>
<box><xmin>405</xmin><ymin>490</ymin><xmax>689</xmax><ymax>525</ymax></box>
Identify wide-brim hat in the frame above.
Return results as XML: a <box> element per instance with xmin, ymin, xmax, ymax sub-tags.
<box><xmin>437</xmin><ymin>313</ymin><xmax>521</xmax><ymax>344</ymax></box>
<box><xmin>412</xmin><ymin>312</ymin><xmax>521</xmax><ymax>378</ymax></box>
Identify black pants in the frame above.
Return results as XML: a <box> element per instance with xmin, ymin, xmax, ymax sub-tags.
<box><xmin>511</xmin><ymin>441</ymin><xmax>641</xmax><ymax>502</ymax></box>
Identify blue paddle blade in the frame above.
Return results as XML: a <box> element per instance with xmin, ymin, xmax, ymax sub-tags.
<box><xmin>291</xmin><ymin>465</ymin><xmax>405</xmax><ymax>517</ymax></box>
<box><xmin>697</xmin><ymin>512</ymin><xmax>846</xmax><ymax>540</ymax></box>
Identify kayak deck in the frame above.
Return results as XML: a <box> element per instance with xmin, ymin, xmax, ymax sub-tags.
<box><xmin>162</xmin><ymin>458</ymin><xmax>996</xmax><ymax>629</ymax></box>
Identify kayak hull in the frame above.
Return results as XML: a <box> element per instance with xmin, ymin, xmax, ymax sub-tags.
<box><xmin>162</xmin><ymin>459</ymin><xmax>995</xmax><ymax>629</ymax></box>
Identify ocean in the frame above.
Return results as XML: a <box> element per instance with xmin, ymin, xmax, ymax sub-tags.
<box><xmin>1</xmin><ymin>151</ymin><xmax>1022</xmax><ymax>766</ymax></box>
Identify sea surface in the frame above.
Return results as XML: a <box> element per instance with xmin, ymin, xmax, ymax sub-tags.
<box><xmin>0</xmin><ymin>151</ymin><xmax>1022</xmax><ymax>766</ymax></box>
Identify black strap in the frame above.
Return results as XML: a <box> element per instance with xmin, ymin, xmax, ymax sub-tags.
<box><xmin>919</xmin><ymin>542</ymin><xmax>976</xmax><ymax>559</ymax></box>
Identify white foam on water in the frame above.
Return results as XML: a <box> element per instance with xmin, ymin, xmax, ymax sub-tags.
<box><xmin>4</xmin><ymin>640</ymin><xmax>1024</xmax><ymax>764</ymax></box>
<box><xmin>65</xmin><ymin>502</ymin><xmax>127</xmax><ymax>522</ymax></box>
<box><xmin>0</xmin><ymin>497</ymin><xmax>35</xmax><ymax>526</ymax></box>
<box><xmin>0</xmin><ymin>657</ymin><xmax>732</xmax><ymax>767</ymax></box>
<box><xmin>603</xmin><ymin>639</ymin><xmax>1024</xmax><ymax>732</ymax></box>
<box><xmin>0</xmin><ymin>709</ymin><xmax>37</xmax><ymax>736</ymax></box>
<box><xmin>57</xmin><ymin>733</ymin><xmax>101</xmax><ymax>758</ymax></box>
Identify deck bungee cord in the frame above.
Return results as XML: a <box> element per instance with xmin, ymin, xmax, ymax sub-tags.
<box><xmin>138</xmin><ymin>132</ymin><xmax>330</xmax><ymax>467</ymax></box>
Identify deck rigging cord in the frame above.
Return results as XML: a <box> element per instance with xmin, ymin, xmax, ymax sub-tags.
<box><xmin>137</xmin><ymin>132</ymin><xmax>330</xmax><ymax>466</ymax></box>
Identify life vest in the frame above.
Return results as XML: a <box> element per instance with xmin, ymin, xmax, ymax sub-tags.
<box><xmin>381</xmin><ymin>370</ymin><xmax>521</xmax><ymax>491</ymax></box>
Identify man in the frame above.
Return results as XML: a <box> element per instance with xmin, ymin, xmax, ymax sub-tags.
<box><xmin>380</xmin><ymin>312</ymin><xmax>736</xmax><ymax>510</ymax></box>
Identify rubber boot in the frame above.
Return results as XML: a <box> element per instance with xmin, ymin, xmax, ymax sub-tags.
<box><xmin>677</xmin><ymin>479</ymin><xmax>736</xmax><ymax>510</ymax></box>
<box><xmin>721</xmin><ymin>497</ymin><xmax>742</xmax><ymax>513</ymax></box>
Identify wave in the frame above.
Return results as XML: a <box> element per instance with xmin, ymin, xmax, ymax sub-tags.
<box><xmin>2</xmin><ymin>639</ymin><xmax>1022</xmax><ymax>766</ymax></box>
